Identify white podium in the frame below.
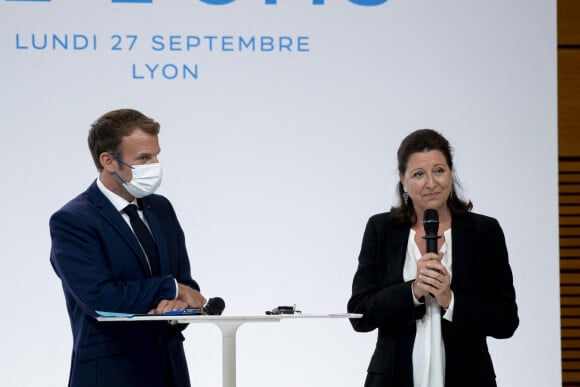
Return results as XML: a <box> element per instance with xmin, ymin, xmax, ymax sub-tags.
<box><xmin>97</xmin><ymin>313</ymin><xmax>361</xmax><ymax>387</ymax></box>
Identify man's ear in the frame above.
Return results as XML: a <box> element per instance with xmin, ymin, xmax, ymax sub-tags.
<box><xmin>99</xmin><ymin>152</ymin><xmax>116</xmax><ymax>172</ymax></box>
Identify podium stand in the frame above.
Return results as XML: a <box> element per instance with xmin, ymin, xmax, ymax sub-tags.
<box><xmin>97</xmin><ymin>313</ymin><xmax>361</xmax><ymax>387</ymax></box>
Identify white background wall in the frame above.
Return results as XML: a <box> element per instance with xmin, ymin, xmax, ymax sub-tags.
<box><xmin>0</xmin><ymin>1</ymin><xmax>559</xmax><ymax>386</ymax></box>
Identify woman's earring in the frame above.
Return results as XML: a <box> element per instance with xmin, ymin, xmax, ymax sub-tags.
<box><xmin>403</xmin><ymin>190</ymin><xmax>409</xmax><ymax>206</ymax></box>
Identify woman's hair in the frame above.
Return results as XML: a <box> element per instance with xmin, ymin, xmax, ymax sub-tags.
<box><xmin>88</xmin><ymin>109</ymin><xmax>160</xmax><ymax>172</ymax></box>
<box><xmin>390</xmin><ymin>129</ymin><xmax>473</xmax><ymax>224</ymax></box>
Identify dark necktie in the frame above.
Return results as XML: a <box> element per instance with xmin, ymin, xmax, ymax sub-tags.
<box><xmin>123</xmin><ymin>204</ymin><xmax>161</xmax><ymax>276</ymax></box>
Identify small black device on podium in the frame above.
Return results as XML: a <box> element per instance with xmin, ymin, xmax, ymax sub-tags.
<box><xmin>266</xmin><ymin>305</ymin><xmax>301</xmax><ymax>315</ymax></box>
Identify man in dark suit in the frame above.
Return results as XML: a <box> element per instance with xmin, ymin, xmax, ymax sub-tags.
<box><xmin>50</xmin><ymin>109</ymin><xmax>206</xmax><ymax>387</ymax></box>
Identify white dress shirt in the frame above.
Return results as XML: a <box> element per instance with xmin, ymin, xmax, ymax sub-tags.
<box><xmin>403</xmin><ymin>228</ymin><xmax>453</xmax><ymax>387</ymax></box>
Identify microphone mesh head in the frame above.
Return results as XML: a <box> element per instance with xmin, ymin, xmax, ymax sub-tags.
<box><xmin>423</xmin><ymin>209</ymin><xmax>439</xmax><ymax>234</ymax></box>
<box><xmin>205</xmin><ymin>297</ymin><xmax>226</xmax><ymax>316</ymax></box>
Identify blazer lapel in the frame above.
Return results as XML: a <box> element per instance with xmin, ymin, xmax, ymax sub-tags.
<box><xmin>87</xmin><ymin>182</ymin><xmax>152</xmax><ymax>277</ymax></box>
<box><xmin>451</xmin><ymin>213</ymin><xmax>474</xmax><ymax>289</ymax></box>
<box><xmin>386</xmin><ymin>221</ymin><xmax>410</xmax><ymax>285</ymax></box>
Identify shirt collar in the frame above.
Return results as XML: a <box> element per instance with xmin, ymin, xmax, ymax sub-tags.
<box><xmin>96</xmin><ymin>177</ymin><xmax>137</xmax><ymax>212</ymax></box>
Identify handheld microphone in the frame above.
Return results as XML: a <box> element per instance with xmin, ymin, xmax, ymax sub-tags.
<box><xmin>423</xmin><ymin>209</ymin><xmax>440</xmax><ymax>254</ymax></box>
<box><xmin>203</xmin><ymin>297</ymin><xmax>225</xmax><ymax>316</ymax></box>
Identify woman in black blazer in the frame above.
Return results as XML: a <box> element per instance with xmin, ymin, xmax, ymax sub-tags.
<box><xmin>347</xmin><ymin>129</ymin><xmax>518</xmax><ymax>387</ymax></box>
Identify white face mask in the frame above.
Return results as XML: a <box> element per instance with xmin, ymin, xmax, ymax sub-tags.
<box><xmin>114</xmin><ymin>161</ymin><xmax>163</xmax><ymax>198</ymax></box>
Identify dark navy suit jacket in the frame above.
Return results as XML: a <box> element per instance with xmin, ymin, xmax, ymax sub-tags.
<box><xmin>347</xmin><ymin>211</ymin><xmax>519</xmax><ymax>387</ymax></box>
<box><xmin>50</xmin><ymin>181</ymin><xmax>200</xmax><ymax>387</ymax></box>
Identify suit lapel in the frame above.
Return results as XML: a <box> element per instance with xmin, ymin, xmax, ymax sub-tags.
<box><xmin>386</xmin><ymin>220</ymin><xmax>410</xmax><ymax>285</ymax></box>
<box><xmin>451</xmin><ymin>213</ymin><xmax>474</xmax><ymax>289</ymax></box>
<box><xmin>87</xmin><ymin>182</ymin><xmax>152</xmax><ymax>277</ymax></box>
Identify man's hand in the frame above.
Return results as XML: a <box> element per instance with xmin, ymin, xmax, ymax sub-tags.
<box><xmin>177</xmin><ymin>283</ymin><xmax>206</xmax><ymax>308</ymax></box>
<box><xmin>148</xmin><ymin>299</ymin><xmax>189</xmax><ymax>315</ymax></box>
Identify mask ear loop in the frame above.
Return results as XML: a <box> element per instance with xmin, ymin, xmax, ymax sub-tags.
<box><xmin>108</xmin><ymin>151</ymin><xmax>134</xmax><ymax>184</ymax></box>
<box><xmin>113</xmin><ymin>171</ymin><xmax>129</xmax><ymax>184</ymax></box>
<box><xmin>108</xmin><ymin>152</ymin><xmax>134</xmax><ymax>169</ymax></box>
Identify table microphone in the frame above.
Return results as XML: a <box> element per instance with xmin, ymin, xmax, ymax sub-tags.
<box><xmin>203</xmin><ymin>297</ymin><xmax>226</xmax><ymax>315</ymax></box>
<box><xmin>423</xmin><ymin>209</ymin><xmax>440</xmax><ymax>254</ymax></box>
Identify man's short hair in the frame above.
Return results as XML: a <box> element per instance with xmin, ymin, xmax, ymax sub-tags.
<box><xmin>88</xmin><ymin>109</ymin><xmax>160</xmax><ymax>171</ymax></box>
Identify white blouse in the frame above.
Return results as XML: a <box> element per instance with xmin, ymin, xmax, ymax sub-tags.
<box><xmin>402</xmin><ymin>228</ymin><xmax>453</xmax><ymax>387</ymax></box>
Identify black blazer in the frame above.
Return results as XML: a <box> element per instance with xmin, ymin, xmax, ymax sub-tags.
<box><xmin>50</xmin><ymin>181</ymin><xmax>200</xmax><ymax>387</ymax></box>
<box><xmin>347</xmin><ymin>211</ymin><xmax>518</xmax><ymax>387</ymax></box>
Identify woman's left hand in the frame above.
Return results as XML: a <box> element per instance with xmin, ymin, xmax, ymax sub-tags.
<box><xmin>414</xmin><ymin>253</ymin><xmax>452</xmax><ymax>309</ymax></box>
